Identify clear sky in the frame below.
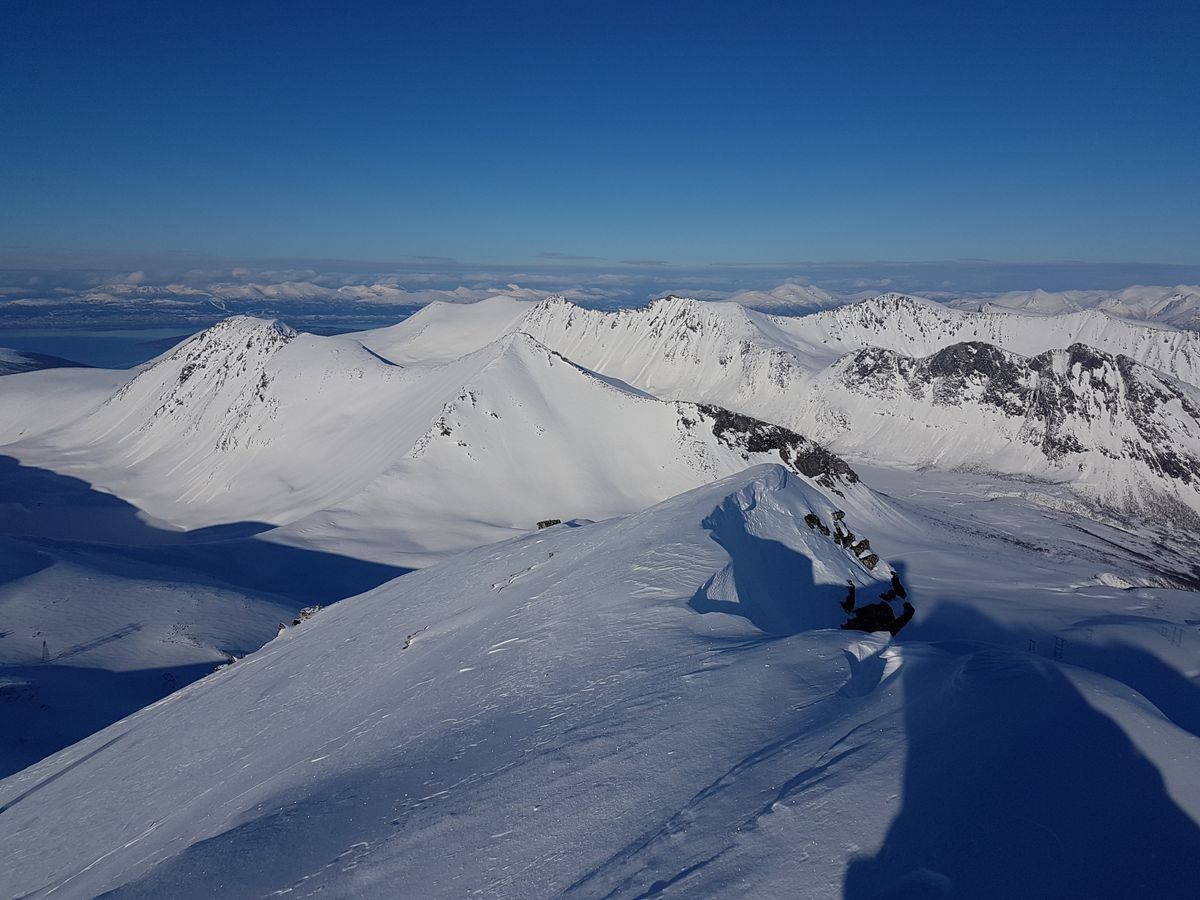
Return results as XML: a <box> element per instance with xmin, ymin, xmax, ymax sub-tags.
<box><xmin>2</xmin><ymin>0</ymin><xmax>1197</xmax><ymax>267</ymax></box>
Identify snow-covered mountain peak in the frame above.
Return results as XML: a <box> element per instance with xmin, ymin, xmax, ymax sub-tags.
<box><xmin>828</xmin><ymin>337</ymin><xmax>1200</xmax><ymax>512</ymax></box>
<box><xmin>354</xmin><ymin>295</ymin><xmax>538</xmax><ymax>365</ymax></box>
<box><xmin>724</xmin><ymin>281</ymin><xmax>842</xmax><ymax>312</ymax></box>
<box><xmin>804</xmin><ymin>292</ymin><xmax>958</xmax><ymax>336</ymax></box>
<box><xmin>0</xmin><ymin>461</ymin><xmax>917</xmax><ymax>898</ymax></box>
<box><xmin>961</xmin><ymin>284</ymin><xmax>1200</xmax><ymax>329</ymax></box>
<box><xmin>176</xmin><ymin>314</ymin><xmax>297</xmax><ymax>358</ymax></box>
<box><xmin>104</xmin><ymin>316</ymin><xmax>301</xmax><ymax>434</ymax></box>
<box><xmin>0</xmin><ymin>316</ymin><xmax>431</xmax><ymax>528</ymax></box>
<box><xmin>522</xmin><ymin>294</ymin><xmax>761</xmax><ymax>344</ymax></box>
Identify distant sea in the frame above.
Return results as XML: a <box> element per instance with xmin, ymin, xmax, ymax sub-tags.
<box><xmin>0</xmin><ymin>327</ymin><xmax>197</xmax><ymax>369</ymax></box>
<box><xmin>0</xmin><ymin>319</ymin><xmax>407</xmax><ymax>370</ymax></box>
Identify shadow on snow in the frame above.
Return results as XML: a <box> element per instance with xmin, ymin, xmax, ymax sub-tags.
<box><xmin>844</xmin><ymin>604</ymin><xmax>1200</xmax><ymax>900</ymax></box>
<box><xmin>0</xmin><ymin>455</ymin><xmax>409</xmax><ymax>778</ymax></box>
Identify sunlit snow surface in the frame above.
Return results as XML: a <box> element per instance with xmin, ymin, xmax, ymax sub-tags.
<box><xmin>1</xmin><ymin>465</ymin><xmax>1199</xmax><ymax>898</ymax></box>
<box><xmin>2</xmin><ymin>295</ymin><xmax>1200</xmax><ymax>898</ymax></box>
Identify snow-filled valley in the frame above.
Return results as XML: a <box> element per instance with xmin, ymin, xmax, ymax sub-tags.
<box><xmin>2</xmin><ymin>293</ymin><xmax>1200</xmax><ymax>898</ymax></box>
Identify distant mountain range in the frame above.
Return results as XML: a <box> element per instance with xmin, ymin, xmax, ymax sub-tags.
<box><xmin>5</xmin><ymin>292</ymin><xmax>1200</xmax><ymax>558</ymax></box>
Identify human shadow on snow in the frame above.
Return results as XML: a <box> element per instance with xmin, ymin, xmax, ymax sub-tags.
<box><xmin>843</xmin><ymin>604</ymin><xmax>1200</xmax><ymax>900</ymax></box>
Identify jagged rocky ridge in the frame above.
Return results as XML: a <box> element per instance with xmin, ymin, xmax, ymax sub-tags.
<box><xmin>692</xmin><ymin>404</ymin><xmax>859</xmax><ymax>495</ymax></box>
<box><xmin>839</xmin><ymin>340</ymin><xmax>1200</xmax><ymax>488</ymax></box>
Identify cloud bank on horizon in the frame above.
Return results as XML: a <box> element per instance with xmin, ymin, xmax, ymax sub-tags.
<box><xmin>3</xmin><ymin>257</ymin><xmax>1200</xmax><ymax>332</ymax></box>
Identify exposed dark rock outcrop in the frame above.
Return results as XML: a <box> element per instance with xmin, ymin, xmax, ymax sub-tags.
<box><xmin>841</xmin><ymin>572</ymin><xmax>914</xmax><ymax>635</ymax></box>
<box><xmin>841</xmin><ymin>340</ymin><xmax>1200</xmax><ymax>486</ymax></box>
<box><xmin>696</xmin><ymin>404</ymin><xmax>859</xmax><ymax>493</ymax></box>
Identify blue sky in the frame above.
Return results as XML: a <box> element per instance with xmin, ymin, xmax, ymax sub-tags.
<box><xmin>2</xmin><ymin>0</ymin><xmax>1197</xmax><ymax>267</ymax></box>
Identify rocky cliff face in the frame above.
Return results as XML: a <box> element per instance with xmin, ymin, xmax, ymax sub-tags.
<box><xmin>107</xmin><ymin>316</ymin><xmax>298</xmax><ymax>450</ymax></box>
<box><xmin>836</xmin><ymin>340</ymin><xmax>1200</xmax><ymax>497</ymax></box>
<box><xmin>689</xmin><ymin>404</ymin><xmax>859</xmax><ymax>495</ymax></box>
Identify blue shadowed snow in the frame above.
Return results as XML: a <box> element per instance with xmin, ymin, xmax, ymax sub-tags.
<box><xmin>844</xmin><ymin>605</ymin><xmax>1200</xmax><ymax>900</ymax></box>
<box><xmin>0</xmin><ymin>455</ymin><xmax>409</xmax><ymax>777</ymax></box>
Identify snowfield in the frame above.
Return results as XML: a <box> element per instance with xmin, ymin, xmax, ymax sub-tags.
<box><xmin>1</xmin><ymin>293</ymin><xmax>1200</xmax><ymax>898</ymax></box>
<box><xmin>2</xmin><ymin>466</ymin><xmax>1199</xmax><ymax>898</ymax></box>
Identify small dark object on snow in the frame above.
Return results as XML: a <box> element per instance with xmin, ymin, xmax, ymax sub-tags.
<box><xmin>403</xmin><ymin>626</ymin><xmax>428</xmax><ymax>649</ymax></box>
<box><xmin>292</xmin><ymin>605</ymin><xmax>323</xmax><ymax>626</ymax></box>
<box><xmin>842</xmin><ymin>600</ymin><xmax>915</xmax><ymax>636</ymax></box>
<box><xmin>537</xmin><ymin>519</ymin><xmax>561</xmax><ymax>530</ymax></box>
<box><xmin>831</xmin><ymin>510</ymin><xmax>846</xmax><ymax>521</ymax></box>
<box><xmin>859</xmin><ymin>553</ymin><xmax>880</xmax><ymax>570</ymax></box>
<box><xmin>804</xmin><ymin>513</ymin><xmax>821</xmax><ymax>530</ymax></box>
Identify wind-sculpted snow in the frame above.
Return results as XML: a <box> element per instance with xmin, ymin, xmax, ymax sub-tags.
<box><xmin>515</xmin><ymin>293</ymin><xmax>1200</xmax><ymax>395</ymax></box>
<box><xmin>0</xmin><ymin>455</ymin><xmax>407</xmax><ymax>779</ymax></box>
<box><xmin>0</xmin><ymin>467</ymin><xmax>898</xmax><ymax>898</ymax></box>
<box><xmin>0</xmin><ymin>316</ymin><xmax>436</xmax><ymax>527</ymax></box>
<box><xmin>7</xmin><ymin>298</ymin><xmax>1196</xmax><ymax>548</ymax></box>
<box><xmin>350</xmin><ymin>295</ymin><xmax>536</xmax><ymax>365</ymax></box>
<box><xmin>3</xmin><ymin>465</ymin><xmax>1200</xmax><ymax>899</ymax></box>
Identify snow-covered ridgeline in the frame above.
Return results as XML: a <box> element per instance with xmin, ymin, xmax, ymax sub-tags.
<box><xmin>951</xmin><ymin>284</ymin><xmax>1200</xmax><ymax>330</ymax></box>
<box><xmin>4</xmin><ymin>464</ymin><xmax>1199</xmax><ymax>898</ymax></box>
<box><xmin>779</xmin><ymin>293</ymin><xmax>1200</xmax><ymax>385</ymax></box>
<box><xmin>0</xmin><ymin>317</ymin><xmax>869</xmax><ymax>568</ymax></box>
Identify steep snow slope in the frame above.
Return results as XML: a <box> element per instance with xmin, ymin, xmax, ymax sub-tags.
<box><xmin>356</xmin><ymin>296</ymin><xmax>1200</xmax><ymax>521</ymax></box>
<box><xmin>359</xmin><ymin>295</ymin><xmax>822</xmax><ymax>410</ymax></box>
<box><xmin>0</xmin><ymin>317</ymin><xmax>423</xmax><ymax>526</ymax></box>
<box><xmin>423</xmin><ymin>297</ymin><xmax>1200</xmax><ymax>515</ymax></box>
<box><xmin>526</xmin><ymin>297</ymin><xmax>1200</xmax><ymax>510</ymax></box>
<box><xmin>513</xmin><ymin>296</ymin><xmax>826</xmax><ymax>424</ymax></box>
<box><xmin>3</xmin><ymin>466</ymin><xmax>1199</xmax><ymax>899</ymax></box>
<box><xmin>523</xmin><ymin>294</ymin><xmax>1200</xmax><ymax>394</ymax></box>
<box><xmin>271</xmin><ymin>332</ymin><xmax>864</xmax><ymax>567</ymax></box>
